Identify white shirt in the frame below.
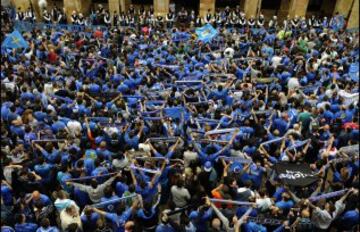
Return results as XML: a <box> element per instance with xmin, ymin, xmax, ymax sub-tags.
<box><xmin>67</xmin><ymin>120</ymin><xmax>82</xmax><ymax>137</ymax></box>
<box><xmin>271</xmin><ymin>56</ymin><xmax>282</xmax><ymax>68</ymax></box>
<box><xmin>288</xmin><ymin>77</ymin><xmax>300</xmax><ymax>90</ymax></box>
<box><xmin>311</xmin><ymin>207</ymin><xmax>332</xmax><ymax>229</ymax></box>
<box><xmin>256</xmin><ymin>197</ymin><xmax>273</xmax><ymax>211</ymax></box>
<box><xmin>60</xmin><ymin>209</ymin><xmax>82</xmax><ymax>231</ymax></box>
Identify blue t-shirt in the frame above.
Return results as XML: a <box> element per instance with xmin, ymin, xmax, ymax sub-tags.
<box><xmin>115</xmin><ymin>182</ymin><xmax>129</xmax><ymax>197</ymax></box>
<box><xmin>244</xmin><ymin>222</ymin><xmax>267</xmax><ymax>232</ymax></box>
<box><xmin>14</xmin><ymin>223</ymin><xmax>38</xmax><ymax>232</ymax></box>
<box><xmin>100</xmin><ymin>196</ymin><xmax>120</xmax><ymax>212</ymax></box>
<box><xmin>32</xmin><ymin>194</ymin><xmax>51</xmax><ymax>207</ymax></box>
<box><xmin>1</xmin><ymin>184</ymin><xmax>13</xmax><ymax>206</ymax></box>
<box><xmin>105</xmin><ymin>208</ymin><xmax>132</xmax><ymax>232</ymax></box>
<box><xmin>81</xmin><ymin>212</ymin><xmax>100</xmax><ymax>231</ymax></box>
<box><xmin>155</xmin><ymin>224</ymin><xmax>176</xmax><ymax>232</ymax></box>
<box><xmin>338</xmin><ymin>210</ymin><xmax>360</xmax><ymax>230</ymax></box>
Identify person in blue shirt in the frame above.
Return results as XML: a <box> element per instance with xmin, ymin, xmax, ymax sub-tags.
<box><xmin>272</xmin><ymin>113</ymin><xmax>290</xmax><ymax>136</ymax></box>
<box><xmin>147</xmin><ymin>138</ymin><xmax>182</xmax><ymax>159</ymax></box>
<box><xmin>1</xmin><ymin>182</ymin><xmax>13</xmax><ymax>206</ymax></box>
<box><xmin>33</xmin><ymin>156</ymin><xmax>54</xmax><ymax>184</ymax></box>
<box><xmin>189</xmin><ymin>206</ymin><xmax>213</xmax><ymax>232</ymax></box>
<box><xmin>91</xmin><ymin>197</ymin><xmax>139</xmax><ymax>232</ymax></box>
<box><xmin>124</xmin><ymin>122</ymin><xmax>144</xmax><ymax>150</ymax></box>
<box><xmin>190</xmin><ymin>129</ymin><xmax>238</xmax><ymax>165</ymax></box>
<box><xmin>155</xmin><ymin>212</ymin><xmax>180</xmax><ymax>232</ymax></box>
<box><xmin>35</xmin><ymin>218</ymin><xmax>59</xmax><ymax>232</ymax></box>
<box><xmin>274</xmin><ymin>192</ymin><xmax>294</xmax><ymax>215</ymax></box>
<box><xmin>99</xmin><ymin>186</ymin><xmax>120</xmax><ymax>213</ymax></box>
<box><xmin>80</xmin><ymin>207</ymin><xmax>100</xmax><ymax>232</ymax></box>
<box><xmin>29</xmin><ymin>191</ymin><xmax>52</xmax><ymax>208</ymax></box>
<box><xmin>336</xmin><ymin>208</ymin><xmax>360</xmax><ymax>231</ymax></box>
<box><xmin>14</xmin><ymin>214</ymin><xmax>38</xmax><ymax>232</ymax></box>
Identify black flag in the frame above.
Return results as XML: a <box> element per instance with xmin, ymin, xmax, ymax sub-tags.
<box><xmin>275</xmin><ymin>162</ymin><xmax>318</xmax><ymax>187</ymax></box>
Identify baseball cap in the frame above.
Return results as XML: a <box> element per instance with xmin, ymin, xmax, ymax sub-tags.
<box><xmin>204</xmin><ymin>161</ymin><xmax>212</xmax><ymax>172</ymax></box>
<box><xmin>189</xmin><ymin>211</ymin><xmax>199</xmax><ymax>220</ymax></box>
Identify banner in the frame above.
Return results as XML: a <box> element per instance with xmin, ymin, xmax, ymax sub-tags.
<box><xmin>130</xmin><ymin>165</ymin><xmax>160</xmax><ymax>174</ymax></box>
<box><xmin>218</xmin><ymin>156</ymin><xmax>253</xmax><ymax>164</ymax></box>
<box><xmin>275</xmin><ymin>162</ymin><xmax>318</xmax><ymax>187</ymax></box>
<box><xmin>91</xmin><ymin>194</ymin><xmax>137</xmax><ymax>208</ymax></box>
<box><xmin>309</xmin><ymin>189</ymin><xmax>348</xmax><ymax>202</ymax></box>
<box><xmin>205</xmin><ymin>128</ymin><xmax>238</xmax><ymax>136</ymax></box>
<box><xmin>196</xmin><ymin>24</ymin><xmax>218</xmax><ymax>43</ymax></box>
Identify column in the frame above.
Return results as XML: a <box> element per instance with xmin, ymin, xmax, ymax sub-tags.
<box><xmin>288</xmin><ymin>0</ymin><xmax>309</xmax><ymax>18</ymax></box>
<box><xmin>347</xmin><ymin>0</ymin><xmax>359</xmax><ymax>29</ymax></box>
<box><xmin>63</xmin><ymin>0</ymin><xmax>91</xmax><ymax>22</ymax></box>
<box><xmin>108</xmin><ymin>0</ymin><xmax>131</xmax><ymax>17</ymax></box>
<box><xmin>278</xmin><ymin>0</ymin><xmax>291</xmax><ymax>20</ymax></box>
<box><xmin>108</xmin><ymin>0</ymin><xmax>120</xmax><ymax>18</ymax></box>
<box><xmin>30</xmin><ymin>0</ymin><xmax>42</xmax><ymax>22</ymax></box>
<box><xmin>154</xmin><ymin>0</ymin><xmax>169</xmax><ymax>16</ymax></box>
<box><xmin>11</xmin><ymin>0</ymin><xmax>30</xmax><ymax>11</ymax></box>
<box><xmin>244</xmin><ymin>0</ymin><xmax>261</xmax><ymax>18</ymax></box>
<box><xmin>108</xmin><ymin>0</ymin><xmax>131</xmax><ymax>18</ymax></box>
<box><xmin>199</xmin><ymin>0</ymin><xmax>215</xmax><ymax>18</ymax></box>
<box><xmin>333</xmin><ymin>0</ymin><xmax>353</xmax><ymax>16</ymax></box>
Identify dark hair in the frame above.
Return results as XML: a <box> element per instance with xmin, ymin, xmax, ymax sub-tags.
<box><xmin>103</xmin><ymin>186</ymin><xmax>113</xmax><ymax>198</ymax></box>
<box><xmin>176</xmin><ymin>178</ymin><xmax>184</xmax><ymax>188</ymax></box>
<box><xmin>66</xmin><ymin>223</ymin><xmax>79</xmax><ymax>232</ymax></box>
<box><xmin>40</xmin><ymin>218</ymin><xmax>50</xmax><ymax>228</ymax></box>
<box><xmin>90</xmin><ymin>179</ymin><xmax>98</xmax><ymax>189</ymax></box>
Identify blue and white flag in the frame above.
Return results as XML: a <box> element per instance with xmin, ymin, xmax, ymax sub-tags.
<box><xmin>2</xmin><ymin>30</ymin><xmax>29</xmax><ymax>49</ymax></box>
<box><xmin>196</xmin><ymin>24</ymin><xmax>218</xmax><ymax>43</ymax></box>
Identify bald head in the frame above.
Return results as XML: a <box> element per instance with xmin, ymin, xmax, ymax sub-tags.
<box><xmin>124</xmin><ymin>221</ymin><xmax>134</xmax><ymax>231</ymax></box>
<box><xmin>212</xmin><ymin>218</ymin><xmax>221</xmax><ymax>230</ymax></box>
<box><xmin>32</xmin><ymin>191</ymin><xmax>40</xmax><ymax>200</ymax></box>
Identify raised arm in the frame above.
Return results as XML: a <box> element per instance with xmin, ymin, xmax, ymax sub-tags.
<box><xmin>129</xmin><ymin>161</ymin><xmax>138</xmax><ymax>186</ymax></box>
<box><xmin>137</xmin><ymin>121</ymin><xmax>144</xmax><ymax>138</ymax></box>
<box><xmin>211</xmin><ymin>130</ymin><xmax>239</xmax><ymax>159</ymax></box>
<box><xmin>206</xmin><ymin>197</ymin><xmax>231</xmax><ymax>231</ymax></box>
<box><xmin>110</xmin><ymin>92</ymin><xmax>123</xmax><ymax>103</ymax></box>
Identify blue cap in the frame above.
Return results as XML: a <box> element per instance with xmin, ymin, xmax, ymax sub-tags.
<box><xmin>230</xmin><ymin>163</ymin><xmax>243</xmax><ymax>173</ymax></box>
<box><xmin>204</xmin><ymin>161</ymin><xmax>212</xmax><ymax>172</ymax></box>
<box><xmin>189</xmin><ymin>211</ymin><xmax>199</xmax><ymax>220</ymax></box>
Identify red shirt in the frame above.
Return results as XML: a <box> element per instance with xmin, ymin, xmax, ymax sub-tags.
<box><xmin>75</xmin><ymin>39</ymin><xmax>85</xmax><ymax>49</ymax></box>
<box><xmin>343</xmin><ymin>122</ymin><xmax>359</xmax><ymax>130</ymax></box>
<box><xmin>94</xmin><ymin>30</ymin><xmax>103</xmax><ymax>39</ymax></box>
<box><xmin>48</xmin><ymin>51</ymin><xmax>58</xmax><ymax>63</ymax></box>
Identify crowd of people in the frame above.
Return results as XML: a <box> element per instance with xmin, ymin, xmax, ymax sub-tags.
<box><xmin>1</xmin><ymin>3</ymin><xmax>360</xmax><ymax>232</ymax></box>
<box><xmin>14</xmin><ymin>3</ymin><xmax>346</xmax><ymax>31</ymax></box>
